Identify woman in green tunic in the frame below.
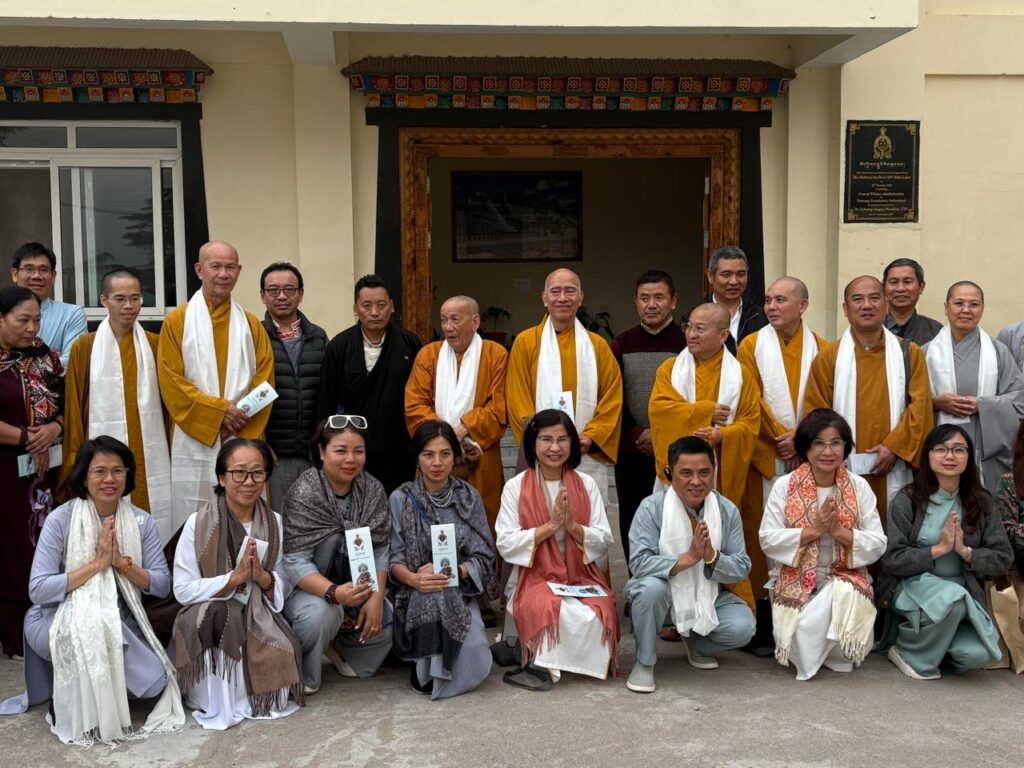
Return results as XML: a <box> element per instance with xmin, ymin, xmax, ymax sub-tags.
<box><xmin>878</xmin><ymin>424</ymin><xmax>1012</xmax><ymax>679</ymax></box>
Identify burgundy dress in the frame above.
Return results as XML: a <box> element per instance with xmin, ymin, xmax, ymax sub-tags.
<box><xmin>0</xmin><ymin>347</ymin><xmax>62</xmax><ymax>657</ymax></box>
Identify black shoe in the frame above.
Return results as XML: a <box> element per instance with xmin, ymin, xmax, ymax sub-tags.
<box><xmin>480</xmin><ymin>607</ymin><xmax>498</xmax><ymax>629</ymax></box>
<box><xmin>502</xmin><ymin>665</ymin><xmax>552</xmax><ymax>692</ymax></box>
<box><xmin>409</xmin><ymin>666</ymin><xmax>434</xmax><ymax>695</ymax></box>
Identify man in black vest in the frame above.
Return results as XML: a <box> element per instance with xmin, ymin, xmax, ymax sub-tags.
<box><xmin>260</xmin><ymin>262</ymin><xmax>328</xmax><ymax>506</ymax></box>
<box><xmin>683</xmin><ymin>245</ymin><xmax>767</xmax><ymax>355</ymax></box>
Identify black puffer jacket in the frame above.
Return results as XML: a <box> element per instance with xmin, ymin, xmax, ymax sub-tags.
<box><xmin>261</xmin><ymin>311</ymin><xmax>328</xmax><ymax>459</ymax></box>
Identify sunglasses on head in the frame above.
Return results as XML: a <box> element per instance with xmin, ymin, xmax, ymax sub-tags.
<box><xmin>326</xmin><ymin>414</ymin><xmax>368</xmax><ymax>430</ymax></box>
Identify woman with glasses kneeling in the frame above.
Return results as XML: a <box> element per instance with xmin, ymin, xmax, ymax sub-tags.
<box><xmin>495</xmin><ymin>409</ymin><xmax>619</xmax><ymax>691</ymax></box>
<box><xmin>0</xmin><ymin>436</ymin><xmax>183</xmax><ymax>745</ymax></box>
<box><xmin>172</xmin><ymin>439</ymin><xmax>303</xmax><ymax>730</ymax></box>
<box><xmin>878</xmin><ymin>424</ymin><xmax>1012</xmax><ymax>679</ymax></box>
<box><xmin>282</xmin><ymin>415</ymin><xmax>392</xmax><ymax>695</ymax></box>
<box><xmin>390</xmin><ymin>420</ymin><xmax>499</xmax><ymax>698</ymax></box>
<box><xmin>759</xmin><ymin>409</ymin><xmax>887</xmax><ymax>681</ymax></box>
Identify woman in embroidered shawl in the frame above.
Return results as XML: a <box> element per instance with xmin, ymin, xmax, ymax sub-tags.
<box><xmin>759</xmin><ymin>408</ymin><xmax>886</xmax><ymax>680</ymax></box>
<box><xmin>0</xmin><ymin>436</ymin><xmax>183</xmax><ymax>745</ymax></box>
<box><xmin>172</xmin><ymin>439</ymin><xmax>303</xmax><ymax>730</ymax></box>
<box><xmin>389</xmin><ymin>420</ymin><xmax>498</xmax><ymax>698</ymax></box>
<box><xmin>495</xmin><ymin>409</ymin><xmax>618</xmax><ymax>691</ymax></box>
<box><xmin>282</xmin><ymin>416</ymin><xmax>392</xmax><ymax>695</ymax></box>
<box><xmin>879</xmin><ymin>424</ymin><xmax>1011</xmax><ymax>679</ymax></box>
<box><xmin>0</xmin><ymin>286</ymin><xmax>63</xmax><ymax>658</ymax></box>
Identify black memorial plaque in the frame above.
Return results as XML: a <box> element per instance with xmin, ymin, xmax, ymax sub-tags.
<box><xmin>844</xmin><ymin>120</ymin><xmax>920</xmax><ymax>223</ymax></box>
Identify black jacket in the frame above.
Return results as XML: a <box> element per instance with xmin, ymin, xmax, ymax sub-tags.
<box><xmin>261</xmin><ymin>311</ymin><xmax>328</xmax><ymax>459</ymax></box>
<box><xmin>682</xmin><ymin>294</ymin><xmax>768</xmax><ymax>355</ymax></box>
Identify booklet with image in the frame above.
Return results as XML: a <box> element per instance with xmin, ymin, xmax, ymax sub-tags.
<box><xmin>345</xmin><ymin>526</ymin><xmax>379</xmax><ymax>592</ymax></box>
<box><xmin>547</xmin><ymin>582</ymin><xmax>608</xmax><ymax>598</ymax></box>
<box><xmin>237</xmin><ymin>381</ymin><xmax>279</xmax><ymax>417</ymax></box>
<box><xmin>231</xmin><ymin>536</ymin><xmax>270</xmax><ymax>605</ymax></box>
<box><xmin>847</xmin><ymin>453</ymin><xmax>877</xmax><ymax>476</ymax></box>
<box><xmin>431</xmin><ymin>523</ymin><xmax>458</xmax><ymax>587</ymax></box>
<box><xmin>17</xmin><ymin>443</ymin><xmax>63</xmax><ymax>478</ymax></box>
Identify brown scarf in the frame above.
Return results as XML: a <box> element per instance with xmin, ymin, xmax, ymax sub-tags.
<box><xmin>173</xmin><ymin>497</ymin><xmax>304</xmax><ymax>715</ymax></box>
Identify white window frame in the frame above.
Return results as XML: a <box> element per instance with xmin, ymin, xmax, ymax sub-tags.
<box><xmin>0</xmin><ymin>119</ymin><xmax>187</xmax><ymax>321</ymax></box>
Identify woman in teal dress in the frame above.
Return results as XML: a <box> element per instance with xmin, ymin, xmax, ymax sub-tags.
<box><xmin>878</xmin><ymin>424</ymin><xmax>1012</xmax><ymax>679</ymax></box>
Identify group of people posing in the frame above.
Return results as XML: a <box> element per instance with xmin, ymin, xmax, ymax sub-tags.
<box><xmin>1</xmin><ymin>239</ymin><xmax>1023</xmax><ymax>746</ymax></box>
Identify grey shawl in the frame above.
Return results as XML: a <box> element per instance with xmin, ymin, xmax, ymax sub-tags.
<box><xmin>283</xmin><ymin>467</ymin><xmax>390</xmax><ymax>554</ymax></box>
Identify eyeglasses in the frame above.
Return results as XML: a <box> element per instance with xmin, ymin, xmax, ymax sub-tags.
<box><xmin>810</xmin><ymin>439</ymin><xmax>846</xmax><ymax>452</ymax></box>
<box><xmin>684</xmin><ymin>323</ymin><xmax>717</xmax><ymax>335</ymax></box>
<box><xmin>327</xmin><ymin>414</ymin><xmax>368</xmax><ymax>430</ymax></box>
<box><xmin>88</xmin><ymin>466</ymin><xmax>128</xmax><ymax>479</ymax></box>
<box><xmin>536</xmin><ymin>436</ymin><xmax>572</xmax><ymax>447</ymax></box>
<box><xmin>17</xmin><ymin>265</ymin><xmax>52</xmax><ymax>276</ymax></box>
<box><xmin>105</xmin><ymin>295</ymin><xmax>143</xmax><ymax>305</ymax></box>
<box><xmin>262</xmin><ymin>286</ymin><xmax>299</xmax><ymax>297</ymax></box>
<box><xmin>931</xmin><ymin>445</ymin><xmax>970</xmax><ymax>458</ymax></box>
<box><xmin>225</xmin><ymin>469</ymin><xmax>267</xmax><ymax>483</ymax></box>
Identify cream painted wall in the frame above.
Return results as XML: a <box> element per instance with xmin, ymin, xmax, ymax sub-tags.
<box><xmin>428</xmin><ymin>157</ymin><xmax>706</xmax><ymax>340</ymax></box>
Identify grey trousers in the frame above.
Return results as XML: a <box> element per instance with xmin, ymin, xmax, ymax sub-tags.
<box><xmin>626</xmin><ymin>575</ymin><xmax>756</xmax><ymax>666</ymax></box>
<box><xmin>268</xmin><ymin>457</ymin><xmax>313</xmax><ymax>512</ymax></box>
<box><xmin>283</xmin><ymin>590</ymin><xmax>393</xmax><ymax>689</ymax></box>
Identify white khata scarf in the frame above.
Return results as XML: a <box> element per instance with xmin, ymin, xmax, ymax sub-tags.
<box><xmin>88</xmin><ymin>318</ymin><xmax>172</xmax><ymax>524</ymax></box>
<box><xmin>753</xmin><ymin>323</ymin><xmax>819</xmax><ymax>431</ymax></box>
<box><xmin>170</xmin><ymin>291</ymin><xmax>256</xmax><ymax>543</ymax></box>
<box><xmin>833</xmin><ymin>327</ymin><xmax>911</xmax><ymax>503</ymax></box>
<box><xmin>659</xmin><ymin>487</ymin><xmax>722</xmax><ymax>637</ymax></box>
<box><xmin>49</xmin><ymin>498</ymin><xmax>184</xmax><ymax>746</ymax></box>
<box><xmin>434</xmin><ymin>334</ymin><xmax>482</xmax><ymax>426</ymax></box>
<box><xmin>535</xmin><ymin>315</ymin><xmax>607</xmax><ymax>498</ymax></box>
<box><xmin>669</xmin><ymin>347</ymin><xmax>743</xmax><ymax>425</ymax></box>
<box><xmin>925</xmin><ymin>325</ymin><xmax>998</xmax><ymax>426</ymax></box>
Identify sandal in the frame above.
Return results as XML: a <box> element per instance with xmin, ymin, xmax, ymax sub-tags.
<box><xmin>502</xmin><ymin>665</ymin><xmax>552</xmax><ymax>692</ymax></box>
<box><xmin>660</xmin><ymin>626</ymin><xmax>682</xmax><ymax>642</ymax></box>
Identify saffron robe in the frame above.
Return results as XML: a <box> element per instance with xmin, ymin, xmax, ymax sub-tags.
<box><xmin>736</xmin><ymin>323</ymin><xmax>827</xmax><ymax>598</ymax></box>
<box><xmin>648</xmin><ymin>348</ymin><xmax>760</xmax><ymax>508</ymax></box>
<box><xmin>405</xmin><ymin>339</ymin><xmax>508</xmax><ymax>528</ymax></box>
<box><xmin>57</xmin><ymin>330</ymin><xmax>168</xmax><ymax>511</ymax></box>
<box><xmin>803</xmin><ymin>334</ymin><xmax>933</xmax><ymax>521</ymax></box>
<box><xmin>506</xmin><ymin>319</ymin><xmax>622</xmax><ymax>463</ymax></box>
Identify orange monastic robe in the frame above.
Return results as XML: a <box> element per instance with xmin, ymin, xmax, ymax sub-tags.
<box><xmin>803</xmin><ymin>335</ymin><xmax>933</xmax><ymax>521</ymax></box>
<box><xmin>157</xmin><ymin>299</ymin><xmax>275</xmax><ymax>447</ymax></box>
<box><xmin>506</xmin><ymin>319</ymin><xmax>622</xmax><ymax>463</ymax></box>
<box><xmin>405</xmin><ymin>340</ymin><xmax>508</xmax><ymax>528</ymax></box>
<box><xmin>648</xmin><ymin>348</ymin><xmax>760</xmax><ymax>508</ymax></box>
<box><xmin>736</xmin><ymin>323</ymin><xmax>827</xmax><ymax>598</ymax></box>
<box><xmin>57</xmin><ymin>330</ymin><xmax>166</xmax><ymax>510</ymax></box>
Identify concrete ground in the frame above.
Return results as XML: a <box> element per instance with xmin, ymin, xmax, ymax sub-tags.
<box><xmin>2</xmin><ymin>498</ymin><xmax>1023</xmax><ymax>768</ymax></box>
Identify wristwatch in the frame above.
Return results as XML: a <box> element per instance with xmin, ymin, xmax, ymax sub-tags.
<box><xmin>323</xmin><ymin>584</ymin><xmax>338</xmax><ymax>605</ymax></box>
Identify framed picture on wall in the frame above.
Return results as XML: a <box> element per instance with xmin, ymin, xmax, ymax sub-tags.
<box><xmin>451</xmin><ymin>171</ymin><xmax>582</xmax><ymax>262</ymax></box>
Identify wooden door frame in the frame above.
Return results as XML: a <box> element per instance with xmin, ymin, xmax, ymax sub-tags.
<box><xmin>397</xmin><ymin>126</ymin><xmax>740</xmax><ymax>340</ymax></box>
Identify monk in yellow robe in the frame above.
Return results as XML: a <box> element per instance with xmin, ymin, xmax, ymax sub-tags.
<box><xmin>736</xmin><ymin>277</ymin><xmax>827</xmax><ymax>601</ymax></box>
<box><xmin>158</xmin><ymin>240</ymin><xmax>275</xmax><ymax>542</ymax></box>
<box><xmin>803</xmin><ymin>275</ymin><xmax>933</xmax><ymax>522</ymax></box>
<box><xmin>506</xmin><ymin>268</ymin><xmax>622</xmax><ymax>497</ymax></box>
<box><xmin>405</xmin><ymin>295</ymin><xmax>508</xmax><ymax>527</ymax></box>
<box><xmin>649</xmin><ymin>303</ymin><xmax>759</xmax><ymax>508</ymax></box>
<box><xmin>58</xmin><ymin>269</ymin><xmax>169</xmax><ymax>513</ymax></box>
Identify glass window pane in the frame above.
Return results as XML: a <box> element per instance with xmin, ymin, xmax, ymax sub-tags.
<box><xmin>75</xmin><ymin>126</ymin><xmax>177</xmax><ymax>149</ymax></box>
<box><xmin>161</xmin><ymin>167</ymin><xmax>177</xmax><ymax>307</ymax></box>
<box><xmin>0</xmin><ymin>126</ymin><xmax>67</xmax><ymax>148</ymax></box>
<box><xmin>59</xmin><ymin>168</ymin><xmax>75</xmax><ymax>302</ymax></box>
<box><xmin>0</xmin><ymin>165</ymin><xmax>53</xmax><ymax>290</ymax></box>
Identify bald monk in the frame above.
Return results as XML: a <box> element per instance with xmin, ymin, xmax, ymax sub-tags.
<box><xmin>406</xmin><ymin>295</ymin><xmax>508</xmax><ymax>527</ymax></box>
<box><xmin>506</xmin><ymin>268</ymin><xmax>622</xmax><ymax>499</ymax></box>
<box><xmin>157</xmin><ymin>240</ymin><xmax>275</xmax><ymax>543</ymax></box>
<box><xmin>649</xmin><ymin>303</ymin><xmax>760</xmax><ymax>508</ymax></box>
<box><xmin>736</xmin><ymin>277</ymin><xmax>827</xmax><ymax>604</ymax></box>
<box><xmin>804</xmin><ymin>275</ymin><xmax>932</xmax><ymax>520</ymax></box>
<box><xmin>58</xmin><ymin>267</ymin><xmax>171</xmax><ymax>517</ymax></box>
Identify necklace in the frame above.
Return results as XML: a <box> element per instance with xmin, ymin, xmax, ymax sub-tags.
<box><xmin>426</xmin><ymin>482</ymin><xmax>455</xmax><ymax>508</ymax></box>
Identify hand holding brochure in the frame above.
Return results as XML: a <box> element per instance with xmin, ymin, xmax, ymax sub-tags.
<box><xmin>231</xmin><ymin>536</ymin><xmax>270</xmax><ymax>605</ymax></box>
<box><xmin>237</xmin><ymin>381</ymin><xmax>279</xmax><ymax>417</ymax></box>
<box><xmin>431</xmin><ymin>523</ymin><xmax>458</xmax><ymax>587</ymax></box>
<box><xmin>17</xmin><ymin>443</ymin><xmax>62</xmax><ymax>478</ymax></box>
<box><xmin>345</xmin><ymin>526</ymin><xmax>379</xmax><ymax>592</ymax></box>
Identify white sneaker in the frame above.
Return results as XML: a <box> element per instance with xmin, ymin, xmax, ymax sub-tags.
<box><xmin>682</xmin><ymin>638</ymin><xmax>719</xmax><ymax>669</ymax></box>
<box><xmin>325</xmin><ymin>642</ymin><xmax>358</xmax><ymax>678</ymax></box>
<box><xmin>626</xmin><ymin>663</ymin><xmax>656</xmax><ymax>693</ymax></box>
<box><xmin>302</xmin><ymin>684</ymin><xmax>320</xmax><ymax>695</ymax></box>
<box><xmin>887</xmin><ymin>645</ymin><xmax>940</xmax><ymax>680</ymax></box>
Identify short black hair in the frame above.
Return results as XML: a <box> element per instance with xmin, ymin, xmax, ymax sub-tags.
<box><xmin>260</xmin><ymin>262</ymin><xmax>304</xmax><ymax>291</ymax></box>
<box><xmin>883</xmin><ymin>258</ymin><xmax>925</xmax><ymax>285</ymax></box>
<box><xmin>213</xmin><ymin>438</ymin><xmax>274</xmax><ymax>496</ymax></box>
<box><xmin>522</xmin><ymin>409</ymin><xmax>582</xmax><ymax>470</ymax></box>
<box><xmin>0</xmin><ymin>285</ymin><xmax>40</xmax><ymax>315</ymax></box>
<box><xmin>667</xmin><ymin>436</ymin><xmax>716</xmax><ymax>471</ymax></box>
<box><xmin>794</xmin><ymin>408</ymin><xmax>854</xmax><ymax>462</ymax></box>
<box><xmin>708</xmin><ymin>245</ymin><xmax>747</xmax><ymax>274</ymax></box>
<box><xmin>634</xmin><ymin>269</ymin><xmax>676</xmax><ymax>297</ymax></box>
<box><xmin>310</xmin><ymin>416</ymin><xmax>367</xmax><ymax>469</ymax></box>
<box><xmin>410</xmin><ymin>419</ymin><xmax>462</xmax><ymax>461</ymax></box>
<box><xmin>354</xmin><ymin>274</ymin><xmax>389</xmax><ymax>302</ymax></box>
<box><xmin>66</xmin><ymin>436</ymin><xmax>137</xmax><ymax>500</ymax></box>
<box><xmin>101</xmin><ymin>267</ymin><xmax>143</xmax><ymax>296</ymax></box>
<box><xmin>13</xmin><ymin>242</ymin><xmax>56</xmax><ymax>270</ymax></box>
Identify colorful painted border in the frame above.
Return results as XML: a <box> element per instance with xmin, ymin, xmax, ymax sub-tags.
<box><xmin>0</xmin><ymin>68</ymin><xmax>206</xmax><ymax>104</ymax></box>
